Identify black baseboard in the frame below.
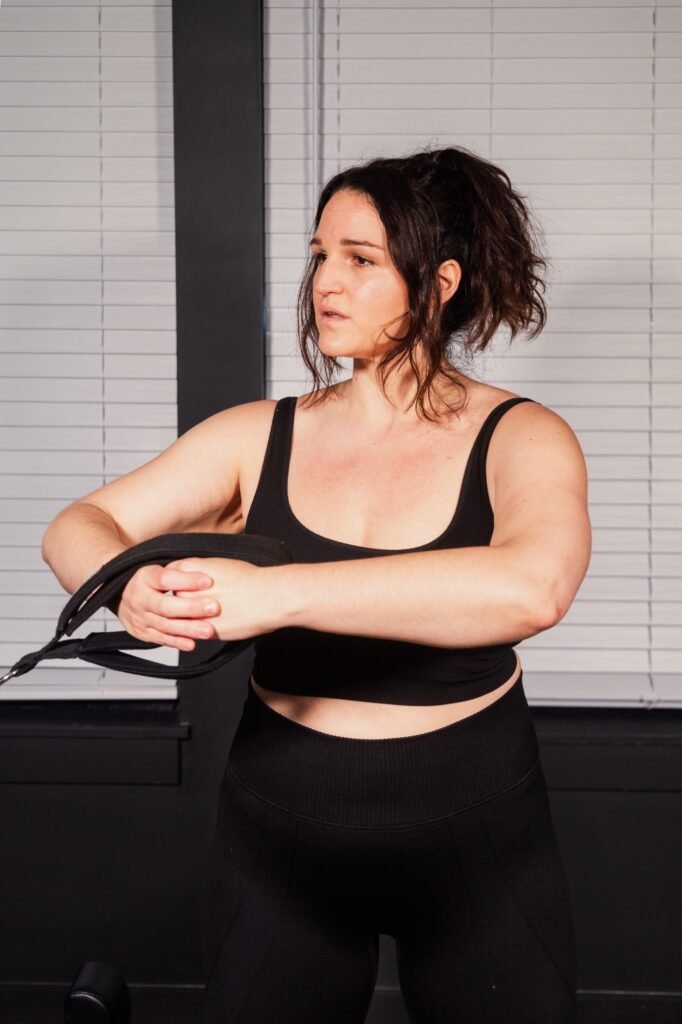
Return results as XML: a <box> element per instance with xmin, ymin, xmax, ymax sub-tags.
<box><xmin>368</xmin><ymin>989</ymin><xmax>682</xmax><ymax>1024</ymax></box>
<box><xmin>575</xmin><ymin>993</ymin><xmax>682</xmax><ymax>1024</ymax></box>
<box><xmin>2</xmin><ymin>984</ymin><xmax>681</xmax><ymax>1024</ymax></box>
<box><xmin>0</xmin><ymin>984</ymin><xmax>203</xmax><ymax>1024</ymax></box>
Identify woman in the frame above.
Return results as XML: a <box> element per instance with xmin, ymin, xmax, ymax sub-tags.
<box><xmin>42</xmin><ymin>146</ymin><xmax>591</xmax><ymax>1022</ymax></box>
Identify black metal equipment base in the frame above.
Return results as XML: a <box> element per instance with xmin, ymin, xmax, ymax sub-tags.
<box><xmin>64</xmin><ymin>962</ymin><xmax>131</xmax><ymax>1023</ymax></box>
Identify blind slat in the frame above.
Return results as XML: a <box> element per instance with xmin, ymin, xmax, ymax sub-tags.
<box><xmin>0</xmin><ymin>4</ymin><xmax>178</xmax><ymax>701</ymax></box>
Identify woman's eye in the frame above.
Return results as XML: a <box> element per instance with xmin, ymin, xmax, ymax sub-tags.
<box><xmin>311</xmin><ymin>253</ymin><xmax>372</xmax><ymax>267</ymax></box>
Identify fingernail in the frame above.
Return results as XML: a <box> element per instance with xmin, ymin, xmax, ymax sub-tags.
<box><xmin>204</xmin><ymin>602</ymin><xmax>218</xmax><ymax>614</ymax></box>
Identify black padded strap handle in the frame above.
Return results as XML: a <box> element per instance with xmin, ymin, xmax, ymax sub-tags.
<box><xmin>0</xmin><ymin>533</ymin><xmax>293</xmax><ymax>686</ymax></box>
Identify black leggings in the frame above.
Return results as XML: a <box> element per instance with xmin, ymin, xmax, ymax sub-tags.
<box><xmin>202</xmin><ymin>673</ymin><xmax>578</xmax><ymax>1023</ymax></box>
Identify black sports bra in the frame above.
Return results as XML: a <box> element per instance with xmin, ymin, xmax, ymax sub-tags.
<box><xmin>243</xmin><ymin>394</ymin><xmax>538</xmax><ymax>705</ymax></box>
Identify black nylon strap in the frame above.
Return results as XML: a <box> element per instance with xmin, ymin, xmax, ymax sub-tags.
<box><xmin>0</xmin><ymin>533</ymin><xmax>293</xmax><ymax>686</ymax></box>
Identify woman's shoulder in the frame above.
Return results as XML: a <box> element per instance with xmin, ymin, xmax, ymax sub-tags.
<box><xmin>473</xmin><ymin>381</ymin><xmax>523</xmax><ymax>409</ymax></box>
<box><xmin>448</xmin><ymin>380</ymin><xmax>533</xmax><ymax>427</ymax></box>
<box><xmin>483</xmin><ymin>384</ymin><xmax>585</xmax><ymax>483</ymax></box>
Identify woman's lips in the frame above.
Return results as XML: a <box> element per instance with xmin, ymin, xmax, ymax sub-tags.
<box><xmin>321</xmin><ymin>311</ymin><xmax>348</xmax><ymax>321</ymax></box>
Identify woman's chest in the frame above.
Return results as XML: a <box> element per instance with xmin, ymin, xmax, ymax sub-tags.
<box><xmin>240</xmin><ymin>406</ymin><xmax>500</xmax><ymax>551</ymax></box>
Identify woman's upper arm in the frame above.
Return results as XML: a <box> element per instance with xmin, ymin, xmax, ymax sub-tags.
<box><xmin>488</xmin><ymin>402</ymin><xmax>592</xmax><ymax>625</ymax></box>
<box><xmin>65</xmin><ymin>400</ymin><xmax>266</xmax><ymax>547</ymax></box>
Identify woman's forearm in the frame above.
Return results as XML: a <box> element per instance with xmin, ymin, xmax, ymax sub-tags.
<box><xmin>41</xmin><ymin>502</ymin><xmax>128</xmax><ymax>598</ymax></box>
<box><xmin>264</xmin><ymin>544</ymin><xmax>557</xmax><ymax>649</ymax></box>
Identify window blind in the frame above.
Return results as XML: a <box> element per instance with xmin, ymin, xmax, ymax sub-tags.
<box><xmin>0</xmin><ymin>0</ymin><xmax>178</xmax><ymax>700</ymax></box>
<box><xmin>264</xmin><ymin>0</ymin><xmax>681</xmax><ymax>707</ymax></box>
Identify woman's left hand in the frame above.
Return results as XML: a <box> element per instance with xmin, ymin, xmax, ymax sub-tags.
<box><xmin>165</xmin><ymin>556</ymin><xmax>281</xmax><ymax>643</ymax></box>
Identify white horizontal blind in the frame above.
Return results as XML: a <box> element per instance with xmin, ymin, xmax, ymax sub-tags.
<box><xmin>264</xmin><ymin>0</ymin><xmax>682</xmax><ymax>707</ymax></box>
<box><xmin>0</xmin><ymin>0</ymin><xmax>178</xmax><ymax>701</ymax></box>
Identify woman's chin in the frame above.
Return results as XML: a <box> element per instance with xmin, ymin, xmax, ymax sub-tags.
<box><xmin>317</xmin><ymin>335</ymin><xmax>355</xmax><ymax>355</ymax></box>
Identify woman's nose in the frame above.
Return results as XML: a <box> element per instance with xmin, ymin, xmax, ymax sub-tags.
<box><xmin>313</xmin><ymin>258</ymin><xmax>343</xmax><ymax>293</ymax></box>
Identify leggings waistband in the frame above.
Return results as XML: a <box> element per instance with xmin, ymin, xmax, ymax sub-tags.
<box><xmin>227</xmin><ymin>673</ymin><xmax>540</xmax><ymax>827</ymax></box>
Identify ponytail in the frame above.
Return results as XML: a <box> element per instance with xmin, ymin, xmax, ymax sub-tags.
<box><xmin>405</xmin><ymin>145</ymin><xmax>549</xmax><ymax>353</ymax></box>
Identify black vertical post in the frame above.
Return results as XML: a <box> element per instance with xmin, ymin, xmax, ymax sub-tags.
<box><xmin>170</xmin><ymin>0</ymin><xmax>266</xmax><ymax>1000</ymax></box>
<box><xmin>172</xmin><ymin>0</ymin><xmax>265</xmax><ymax>434</ymax></box>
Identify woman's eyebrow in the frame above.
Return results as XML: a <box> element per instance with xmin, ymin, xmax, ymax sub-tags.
<box><xmin>309</xmin><ymin>237</ymin><xmax>384</xmax><ymax>250</ymax></box>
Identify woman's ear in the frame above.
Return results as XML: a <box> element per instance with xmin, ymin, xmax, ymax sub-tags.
<box><xmin>438</xmin><ymin>259</ymin><xmax>461</xmax><ymax>305</ymax></box>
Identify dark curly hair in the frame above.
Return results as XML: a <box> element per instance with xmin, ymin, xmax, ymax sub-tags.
<box><xmin>296</xmin><ymin>144</ymin><xmax>550</xmax><ymax>423</ymax></box>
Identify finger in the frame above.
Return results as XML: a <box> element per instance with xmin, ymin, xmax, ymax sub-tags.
<box><xmin>159</xmin><ymin>568</ymin><xmax>213</xmax><ymax>592</ymax></box>
<box><xmin>146</xmin><ymin>610</ymin><xmax>217</xmax><ymax>640</ymax></box>
<box><xmin>172</xmin><ymin>587</ymin><xmax>221</xmax><ymax>606</ymax></box>
<box><xmin>143</xmin><ymin>626</ymin><xmax>197</xmax><ymax>652</ymax></box>
<box><xmin>164</xmin><ymin>558</ymin><xmax>204</xmax><ymax>574</ymax></box>
<box><xmin>156</xmin><ymin>591</ymin><xmax>220</xmax><ymax>619</ymax></box>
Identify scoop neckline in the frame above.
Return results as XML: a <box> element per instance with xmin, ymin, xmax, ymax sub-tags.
<box><xmin>279</xmin><ymin>394</ymin><xmax>525</xmax><ymax>555</ymax></box>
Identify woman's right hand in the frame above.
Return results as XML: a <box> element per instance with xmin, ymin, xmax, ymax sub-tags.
<box><xmin>113</xmin><ymin>564</ymin><xmax>220</xmax><ymax>652</ymax></box>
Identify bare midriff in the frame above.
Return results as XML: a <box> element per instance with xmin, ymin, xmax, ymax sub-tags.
<box><xmin>249</xmin><ymin>651</ymin><xmax>521</xmax><ymax>739</ymax></box>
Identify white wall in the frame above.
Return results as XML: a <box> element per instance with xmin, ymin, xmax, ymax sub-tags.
<box><xmin>0</xmin><ymin>0</ymin><xmax>178</xmax><ymax>700</ymax></box>
<box><xmin>264</xmin><ymin>0</ymin><xmax>682</xmax><ymax>707</ymax></box>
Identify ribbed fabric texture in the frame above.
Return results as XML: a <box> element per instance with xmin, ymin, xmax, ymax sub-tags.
<box><xmin>229</xmin><ymin>672</ymin><xmax>540</xmax><ymax>827</ymax></box>
<box><xmin>245</xmin><ymin>394</ymin><xmax>538</xmax><ymax>705</ymax></box>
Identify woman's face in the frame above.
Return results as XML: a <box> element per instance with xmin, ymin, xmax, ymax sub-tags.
<box><xmin>310</xmin><ymin>189</ymin><xmax>410</xmax><ymax>361</ymax></box>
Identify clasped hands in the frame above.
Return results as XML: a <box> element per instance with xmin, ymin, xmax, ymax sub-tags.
<box><xmin>160</xmin><ymin>556</ymin><xmax>282</xmax><ymax>650</ymax></box>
